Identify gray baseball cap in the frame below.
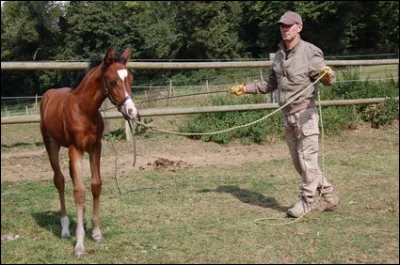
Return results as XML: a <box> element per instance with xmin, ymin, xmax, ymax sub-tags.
<box><xmin>277</xmin><ymin>11</ymin><xmax>303</xmax><ymax>25</ymax></box>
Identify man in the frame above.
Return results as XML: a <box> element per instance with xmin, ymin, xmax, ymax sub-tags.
<box><xmin>228</xmin><ymin>11</ymin><xmax>339</xmax><ymax>218</ymax></box>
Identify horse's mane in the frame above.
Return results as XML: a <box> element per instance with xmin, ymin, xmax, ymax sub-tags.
<box><xmin>71</xmin><ymin>52</ymin><xmax>126</xmax><ymax>89</ymax></box>
<box><xmin>71</xmin><ymin>56</ymin><xmax>103</xmax><ymax>89</ymax></box>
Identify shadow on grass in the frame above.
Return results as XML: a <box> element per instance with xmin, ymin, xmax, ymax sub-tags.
<box><xmin>199</xmin><ymin>185</ymin><xmax>287</xmax><ymax>212</ymax></box>
<box><xmin>32</xmin><ymin>211</ymin><xmax>77</xmax><ymax>238</ymax></box>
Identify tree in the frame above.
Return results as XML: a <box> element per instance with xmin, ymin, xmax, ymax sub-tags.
<box><xmin>126</xmin><ymin>1</ymin><xmax>183</xmax><ymax>59</ymax></box>
<box><xmin>173</xmin><ymin>1</ymin><xmax>244</xmax><ymax>60</ymax></box>
<box><xmin>1</xmin><ymin>1</ymin><xmax>64</xmax><ymax>96</ymax></box>
<box><xmin>58</xmin><ymin>1</ymin><xmax>139</xmax><ymax>60</ymax></box>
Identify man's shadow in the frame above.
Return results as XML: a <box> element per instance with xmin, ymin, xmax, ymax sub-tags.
<box><xmin>199</xmin><ymin>185</ymin><xmax>287</xmax><ymax>212</ymax></box>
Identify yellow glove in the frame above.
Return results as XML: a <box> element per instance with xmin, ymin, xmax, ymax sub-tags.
<box><xmin>228</xmin><ymin>84</ymin><xmax>246</xmax><ymax>95</ymax></box>
<box><xmin>320</xmin><ymin>66</ymin><xmax>333</xmax><ymax>81</ymax></box>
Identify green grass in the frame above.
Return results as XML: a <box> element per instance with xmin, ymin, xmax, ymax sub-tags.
<box><xmin>1</xmin><ymin>126</ymin><xmax>399</xmax><ymax>263</ymax></box>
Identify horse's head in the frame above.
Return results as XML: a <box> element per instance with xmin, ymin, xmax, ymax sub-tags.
<box><xmin>102</xmin><ymin>47</ymin><xmax>138</xmax><ymax>120</ymax></box>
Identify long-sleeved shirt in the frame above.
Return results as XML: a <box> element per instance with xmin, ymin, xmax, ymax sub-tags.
<box><xmin>245</xmin><ymin>39</ymin><xmax>336</xmax><ymax>114</ymax></box>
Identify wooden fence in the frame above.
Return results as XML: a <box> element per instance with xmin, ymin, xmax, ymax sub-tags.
<box><xmin>1</xmin><ymin>97</ymin><xmax>396</xmax><ymax>125</ymax></box>
<box><xmin>1</xmin><ymin>59</ymin><xmax>399</xmax><ymax>70</ymax></box>
<box><xmin>1</xmin><ymin>59</ymin><xmax>398</xmax><ymax>140</ymax></box>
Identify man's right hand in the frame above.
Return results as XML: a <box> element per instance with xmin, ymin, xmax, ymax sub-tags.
<box><xmin>228</xmin><ymin>84</ymin><xmax>245</xmax><ymax>95</ymax></box>
<box><xmin>320</xmin><ymin>66</ymin><xmax>333</xmax><ymax>81</ymax></box>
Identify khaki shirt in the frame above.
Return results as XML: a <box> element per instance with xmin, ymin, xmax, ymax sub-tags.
<box><xmin>245</xmin><ymin>39</ymin><xmax>335</xmax><ymax>114</ymax></box>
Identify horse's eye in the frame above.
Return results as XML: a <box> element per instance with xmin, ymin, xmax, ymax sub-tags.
<box><xmin>110</xmin><ymin>80</ymin><xmax>117</xmax><ymax>86</ymax></box>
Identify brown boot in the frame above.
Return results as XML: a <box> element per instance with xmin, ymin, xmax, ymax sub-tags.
<box><xmin>287</xmin><ymin>196</ymin><xmax>314</xmax><ymax>218</ymax></box>
<box><xmin>317</xmin><ymin>192</ymin><xmax>340</xmax><ymax>212</ymax></box>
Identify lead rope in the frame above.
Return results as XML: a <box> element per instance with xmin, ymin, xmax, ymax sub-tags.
<box><xmin>101</xmin><ymin>110</ymin><xmax>137</xmax><ymax>195</ymax></box>
<box><xmin>112</xmin><ymin>73</ymin><xmax>328</xmax><ymax>207</ymax></box>
<box><xmin>134</xmin><ymin>73</ymin><xmax>327</xmax><ymax>137</ymax></box>
<box><xmin>133</xmin><ymin>73</ymin><xmax>328</xmax><ymax>225</ymax></box>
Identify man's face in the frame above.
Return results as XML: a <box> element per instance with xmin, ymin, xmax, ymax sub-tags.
<box><xmin>280</xmin><ymin>23</ymin><xmax>303</xmax><ymax>42</ymax></box>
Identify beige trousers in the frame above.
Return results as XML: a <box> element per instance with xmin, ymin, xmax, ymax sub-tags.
<box><xmin>283</xmin><ymin>107</ymin><xmax>334</xmax><ymax>199</ymax></box>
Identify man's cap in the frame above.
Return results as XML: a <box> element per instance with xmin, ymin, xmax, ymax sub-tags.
<box><xmin>277</xmin><ymin>11</ymin><xmax>302</xmax><ymax>25</ymax></box>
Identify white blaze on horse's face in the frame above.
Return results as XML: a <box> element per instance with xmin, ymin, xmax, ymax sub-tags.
<box><xmin>117</xmin><ymin>69</ymin><xmax>138</xmax><ymax>120</ymax></box>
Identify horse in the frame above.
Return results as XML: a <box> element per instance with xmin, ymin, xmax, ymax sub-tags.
<box><xmin>39</xmin><ymin>47</ymin><xmax>138</xmax><ymax>258</ymax></box>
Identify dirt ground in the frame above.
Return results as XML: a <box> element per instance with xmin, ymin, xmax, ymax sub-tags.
<box><xmin>1</xmin><ymin>120</ymin><xmax>398</xmax><ymax>182</ymax></box>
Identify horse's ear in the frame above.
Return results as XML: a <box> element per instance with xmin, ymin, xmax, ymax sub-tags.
<box><xmin>120</xmin><ymin>47</ymin><xmax>131</xmax><ymax>65</ymax></box>
<box><xmin>103</xmin><ymin>48</ymin><xmax>115</xmax><ymax>67</ymax></box>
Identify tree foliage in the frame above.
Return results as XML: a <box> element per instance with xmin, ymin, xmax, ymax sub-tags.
<box><xmin>1</xmin><ymin>1</ymin><xmax>399</xmax><ymax>97</ymax></box>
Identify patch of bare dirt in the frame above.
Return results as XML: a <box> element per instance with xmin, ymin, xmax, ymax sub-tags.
<box><xmin>1</xmin><ymin>120</ymin><xmax>398</xmax><ymax>182</ymax></box>
<box><xmin>143</xmin><ymin>157</ymin><xmax>193</xmax><ymax>170</ymax></box>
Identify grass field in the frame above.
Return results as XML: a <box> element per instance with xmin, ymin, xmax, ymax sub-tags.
<box><xmin>1</xmin><ymin>119</ymin><xmax>399</xmax><ymax>263</ymax></box>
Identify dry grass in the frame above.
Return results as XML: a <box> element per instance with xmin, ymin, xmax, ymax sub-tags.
<box><xmin>1</xmin><ymin>120</ymin><xmax>399</xmax><ymax>263</ymax></box>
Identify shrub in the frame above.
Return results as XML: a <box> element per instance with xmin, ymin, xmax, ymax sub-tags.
<box><xmin>179</xmin><ymin>69</ymin><xmax>398</xmax><ymax>144</ymax></box>
<box><xmin>179</xmin><ymin>94</ymin><xmax>283</xmax><ymax>144</ymax></box>
<box><xmin>361</xmin><ymin>98</ymin><xmax>399</xmax><ymax>128</ymax></box>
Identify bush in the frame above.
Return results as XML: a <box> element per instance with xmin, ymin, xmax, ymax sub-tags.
<box><xmin>331</xmin><ymin>70</ymin><xmax>398</xmax><ymax>100</ymax></box>
<box><xmin>361</xmin><ymin>98</ymin><xmax>399</xmax><ymax>128</ymax></box>
<box><xmin>179</xmin><ymin>69</ymin><xmax>398</xmax><ymax>144</ymax></box>
<box><xmin>179</xmin><ymin>94</ymin><xmax>283</xmax><ymax>144</ymax></box>
<box><xmin>319</xmin><ymin>105</ymin><xmax>360</xmax><ymax>135</ymax></box>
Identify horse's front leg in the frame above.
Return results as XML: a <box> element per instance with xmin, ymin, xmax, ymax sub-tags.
<box><xmin>89</xmin><ymin>141</ymin><xmax>103</xmax><ymax>243</ymax></box>
<box><xmin>69</xmin><ymin>146</ymin><xmax>86</xmax><ymax>259</ymax></box>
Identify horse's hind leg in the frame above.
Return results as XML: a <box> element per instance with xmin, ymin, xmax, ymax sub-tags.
<box><xmin>43</xmin><ymin>136</ymin><xmax>71</xmax><ymax>238</ymax></box>
<box><xmin>89</xmin><ymin>141</ymin><xmax>103</xmax><ymax>243</ymax></box>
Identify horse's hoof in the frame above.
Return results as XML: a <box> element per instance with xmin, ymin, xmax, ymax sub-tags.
<box><xmin>74</xmin><ymin>247</ymin><xmax>85</xmax><ymax>259</ymax></box>
<box><xmin>92</xmin><ymin>228</ymin><xmax>103</xmax><ymax>242</ymax></box>
<box><xmin>75</xmin><ymin>251</ymin><xmax>85</xmax><ymax>259</ymax></box>
<box><xmin>61</xmin><ymin>233</ymin><xmax>70</xmax><ymax>239</ymax></box>
<box><xmin>92</xmin><ymin>234</ymin><xmax>103</xmax><ymax>243</ymax></box>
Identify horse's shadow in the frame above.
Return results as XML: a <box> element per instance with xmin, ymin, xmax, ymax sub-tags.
<box><xmin>31</xmin><ymin>211</ymin><xmax>78</xmax><ymax>238</ymax></box>
<box><xmin>2</xmin><ymin>142</ymin><xmax>44</xmax><ymax>148</ymax></box>
<box><xmin>199</xmin><ymin>185</ymin><xmax>287</xmax><ymax>212</ymax></box>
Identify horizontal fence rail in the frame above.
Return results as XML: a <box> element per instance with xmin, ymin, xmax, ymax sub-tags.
<box><xmin>1</xmin><ymin>59</ymin><xmax>399</xmax><ymax>71</ymax></box>
<box><xmin>1</xmin><ymin>97</ymin><xmax>397</xmax><ymax>125</ymax></box>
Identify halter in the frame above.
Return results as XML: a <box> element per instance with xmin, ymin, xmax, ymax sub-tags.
<box><xmin>101</xmin><ymin>68</ymin><xmax>132</xmax><ymax>109</ymax></box>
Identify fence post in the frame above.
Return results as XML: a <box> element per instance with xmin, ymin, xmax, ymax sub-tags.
<box><xmin>125</xmin><ymin>120</ymin><xmax>132</xmax><ymax>142</ymax></box>
<box><xmin>169</xmin><ymin>79</ymin><xmax>174</xmax><ymax>96</ymax></box>
<box><xmin>206</xmin><ymin>80</ymin><xmax>209</xmax><ymax>92</ymax></box>
<box><xmin>168</xmin><ymin>80</ymin><xmax>172</xmax><ymax>106</ymax></box>
<box><xmin>100</xmin><ymin>98</ymin><xmax>111</xmax><ymax>136</ymax></box>
<box><xmin>269</xmin><ymin>53</ymin><xmax>275</xmax><ymax>103</ymax></box>
<box><xmin>35</xmin><ymin>94</ymin><xmax>38</xmax><ymax>109</ymax></box>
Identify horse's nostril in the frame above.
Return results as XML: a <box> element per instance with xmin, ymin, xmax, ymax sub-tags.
<box><xmin>128</xmin><ymin>109</ymin><xmax>132</xmax><ymax>115</ymax></box>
